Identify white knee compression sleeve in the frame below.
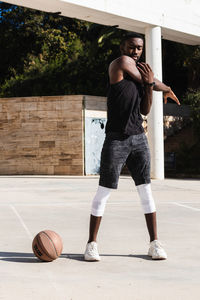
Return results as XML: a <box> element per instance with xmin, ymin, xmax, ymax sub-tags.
<box><xmin>136</xmin><ymin>183</ymin><xmax>156</xmax><ymax>214</ymax></box>
<box><xmin>91</xmin><ymin>185</ymin><xmax>111</xmax><ymax>217</ymax></box>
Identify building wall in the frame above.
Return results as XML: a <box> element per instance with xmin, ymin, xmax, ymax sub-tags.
<box><xmin>0</xmin><ymin>95</ymin><xmax>190</xmax><ymax>176</ymax></box>
<box><xmin>0</xmin><ymin>95</ymin><xmax>84</xmax><ymax>175</ymax></box>
<box><xmin>3</xmin><ymin>0</ymin><xmax>200</xmax><ymax>45</ymax></box>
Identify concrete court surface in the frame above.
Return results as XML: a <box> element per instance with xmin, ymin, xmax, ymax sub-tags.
<box><xmin>0</xmin><ymin>175</ymin><xmax>200</xmax><ymax>300</ymax></box>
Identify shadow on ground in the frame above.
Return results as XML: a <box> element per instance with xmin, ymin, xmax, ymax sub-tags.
<box><xmin>64</xmin><ymin>253</ymin><xmax>152</xmax><ymax>261</ymax></box>
<box><xmin>0</xmin><ymin>252</ymin><xmax>152</xmax><ymax>263</ymax></box>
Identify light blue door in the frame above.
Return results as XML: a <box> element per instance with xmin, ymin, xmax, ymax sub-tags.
<box><xmin>85</xmin><ymin>117</ymin><xmax>107</xmax><ymax>175</ymax></box>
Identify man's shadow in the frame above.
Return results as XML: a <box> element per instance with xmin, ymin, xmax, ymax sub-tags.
<box><xmin>0</xmin><ymin>252</ymin><xmax>152</xmax><ymax>263</ymax></box>
<box><xmin>64</xmin><ymin>253</ymin><xmax>152</xmax><ymax>262</ymax></box>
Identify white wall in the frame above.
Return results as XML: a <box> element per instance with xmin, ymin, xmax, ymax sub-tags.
<box><xmin>3</xmin><ymin>0</ymin><xmax>200</xmax><ymax>44</ymax></box>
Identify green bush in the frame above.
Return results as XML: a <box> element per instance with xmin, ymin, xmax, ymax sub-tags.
<box><xmin>183</xmin><ymin>89</ymin><xmax>200</xmax><ymax>136</ymax></box>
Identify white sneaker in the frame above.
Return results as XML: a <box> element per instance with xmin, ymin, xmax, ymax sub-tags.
<box><xmin>84</xmin><ymin>241</ymin><xmax>101</xmax><ymax>261</ymax></box>
<box><xmin>148</xmin><ymin>240</ymin><xmax>167</xmax><ymax>260</ymax></box>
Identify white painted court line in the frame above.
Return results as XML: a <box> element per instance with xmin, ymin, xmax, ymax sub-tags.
<box><xmin>172</xmin><ymin>202</ymin><xmax>200</xmax><ymax>204</ymax></box>
<box><xmin>9</xmin><ymin>204</ymin><xmax>33</xmax><ymax>240</ymax></box>
<box><xmin>9</xmin><ymin>204</ymin><xmax>64</xmax><ymax>299</ymax></box>
<box><xmin>172</xmin><ymin>202</ymin><xmax>200</xmax><ymax>212</ymax></box>
<box><xmin>0</xmin><ymin>202</ymin><xmax>135</xmax><ymax>207</ymax></box>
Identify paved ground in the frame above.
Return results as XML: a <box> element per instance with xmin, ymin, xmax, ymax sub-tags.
<box><xmin>0</xmin><ymin>175</ymin><xmax>200</xmax><ymax>300</ymax></box>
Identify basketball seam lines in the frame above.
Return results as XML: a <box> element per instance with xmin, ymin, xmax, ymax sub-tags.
<box><xmin>36</xmin><ymin>234</ymin><xmax>56</xmax><ymax>260</ymax></box>
<box><xmin>42</xmin><ymin>231</ymin><xmax>59</xmax><ymax>258</ymax></box>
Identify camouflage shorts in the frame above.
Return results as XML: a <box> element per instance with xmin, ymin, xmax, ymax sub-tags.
<box><xmin>99</xmin><ymin>132</ymin><xmax>151</xmax><ymax>189</ymax></box>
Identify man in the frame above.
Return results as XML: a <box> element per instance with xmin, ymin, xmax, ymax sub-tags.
<box><xmin>84</xmin><ymin>32</ymin><xmax>180</xmax><ymax>261</ymax></box>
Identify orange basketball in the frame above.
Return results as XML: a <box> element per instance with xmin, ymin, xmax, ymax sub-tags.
<box><xmin>32</xmin><ymin>230</ymin><xmax>63</xmax><ymax>262</ymax></box>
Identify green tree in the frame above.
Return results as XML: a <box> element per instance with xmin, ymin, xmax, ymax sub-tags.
<box><xmin>0</xmin><ymin>3</ymin><xmax>199</xmax><ymax>98</ymax></box>
<box><xmin>0</xmin><ymin>3</ymin><xmax>124</xmax><ymax>97</ymax></box>
<box><xmin>162</xmin><ymin>40</ymin><xmax>200</xmax><ymax>100</ymax></box>
<box><xmin>0</xmin><ymin>3</ymin><xmax>87</xmax><ymax>91</ymax></box>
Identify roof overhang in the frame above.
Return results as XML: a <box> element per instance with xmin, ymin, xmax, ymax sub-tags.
<box><xmin>2</xmin><ymin>0</ymin><xmax>200</xmax><ymax>45</ymax></box>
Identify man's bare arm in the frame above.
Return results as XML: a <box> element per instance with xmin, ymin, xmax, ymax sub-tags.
<box><xmin>123</xmin><ymin>59</ymin><xmax>181</xmax><ymax>105</ymax></box>
<box><xmin>124</xmin><ymin>60</ymin><xmax>170</xmax><ymax>93</ymax></box>
<box><xmin>111</xmin><ymin>56</ymin><xmax>180</xmax><ymax>105</ymax></box>
<box><xmin>153</xmin><ymin>77</ymin><xmax>180</xmax><ymax>105</ymax></box>
<box><xmin>113</xmin><ymin>56</ymin><xmax>170</xmax><ymax>89</ymax></box>
<box><xmin>120</xmin><ymin>57</ymin><xmax>171</xmax><ymax>91</ymax></box>
<box><xmin>153</xmin><ymin>78</ymin><xmax>170</xmax><ymax>92</ymax></box>
<box><xmin>137</xmin><ymin>63</ymin><xmax>154</xmax><ymax>115</ymax></box>
<box><xmin>108</xmin><ymin>55</ymin><xmax>142</xmax><ymax>84</ymax></box>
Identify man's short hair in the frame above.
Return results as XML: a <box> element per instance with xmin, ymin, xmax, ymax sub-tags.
<box><xmin>121</xmin><ymin>32</ymin><xmax>144</xmax><ymax>46</ymax></box>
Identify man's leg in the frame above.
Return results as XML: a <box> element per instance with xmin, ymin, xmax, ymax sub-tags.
<box><xmin>144</xmin><ymin>212</ymin><xmax>158</xmax><ymax>242</ymax></box>
<box><xmin>137</xmin><ymin>183</ymin><xmax>167</xmax><ymax>259</ymax></box>
<box><xmin>84</xmin><ymin>185</ymin><xmax>110</xmax><ymax>261</ymax></box>
<box><xmin>84</xmin><ymin>132</ymin><xmax>130</xmax><ymax>261</ymax></box>
<box><xmin>126</xmin><ymin>133</ymin><xmax>167</xmax><ymax>259</ymax></box>
<box><xmin>88</xmin><ymin>215</ymin><xmax>102</xmax><ymax>243</ymax></box>
<box><xmin>87</xmin><ymin>185</ymin><xmax>111</xmax><ymax>243</ymax></box>
<box><xmin>136</xmin><ymin>183</ymin><xmax>157</xmax><ymax>242</ymax></box>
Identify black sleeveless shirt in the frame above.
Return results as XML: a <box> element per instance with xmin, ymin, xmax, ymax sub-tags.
<box><xmin>105</xmin><ymin>75</ymin><xmax>144</xmax><ymax>136</ymax></box>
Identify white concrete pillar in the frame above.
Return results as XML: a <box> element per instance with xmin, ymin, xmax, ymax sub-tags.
<box><xmin>145</xmin><ymin>26</ymin><xmax>164</xmax><ymax>179</ymax></box>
